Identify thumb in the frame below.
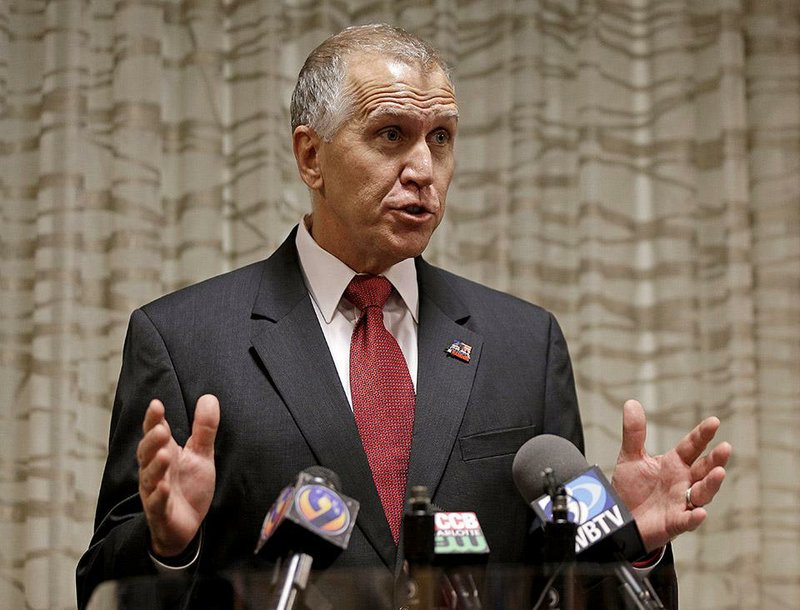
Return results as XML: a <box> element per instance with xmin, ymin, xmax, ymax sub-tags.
<box><xmin>187</xmin><ymin>393</ymin><xmax>220</xmax><ymax>457</ymax></box>
<box><xmin>619</xmin><ymin>399</ymin><xmax>647</xmax><ymax>460</ymax></box>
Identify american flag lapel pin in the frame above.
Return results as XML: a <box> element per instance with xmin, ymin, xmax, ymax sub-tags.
<box><xmin>445</xmin><ymin>340</ymin><xmax>472</xmax><ymax>363</ymax></box>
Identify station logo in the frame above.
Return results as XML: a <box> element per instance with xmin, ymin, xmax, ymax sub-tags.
<box><xmin>295</xmin><ymin>484</ymin><xmax>351</xmax><ymax>535</ymax></box>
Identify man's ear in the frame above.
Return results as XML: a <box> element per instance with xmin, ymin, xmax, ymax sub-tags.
<box><xmin>293</xmin><ymin>126</ymin><xmax>324</xmax><ymax>190</ymax></box>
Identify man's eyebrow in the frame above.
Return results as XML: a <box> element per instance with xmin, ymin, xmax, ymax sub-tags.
<box><xmin>365</xmin><ymin>106</ymin><xmax>459</xmax><ymax>122</ymax></box>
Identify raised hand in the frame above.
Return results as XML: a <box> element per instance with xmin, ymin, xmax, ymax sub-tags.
<box><xmin>611</xmin><ymin>399</ymin><xmax>731</xmax><ymax>552</ymax></box>
<box><xmin>136</xmin><ymin>394</ymin><xmax>220</xmax><ymax>557</ymax></box>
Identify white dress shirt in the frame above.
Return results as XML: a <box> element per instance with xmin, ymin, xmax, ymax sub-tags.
<box><xmin>295</xmin><ymin>218</ymin><xmax>419</xmax><ymax>405</ymax></box>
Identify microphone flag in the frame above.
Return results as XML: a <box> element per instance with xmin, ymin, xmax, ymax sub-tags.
<box><xmin>531</xmin><ymin>465</ymin><xmax>644</xmax><ymax>561</ymax></box>
<box><xmin>254</xmin><ymin>469</ymin><xmax>359</xmax><ymax>561</ymax></box>
<box><xmin>433</xmin><ymin>511</ymin><xmax>490</xmax><ymax>562</ymax></box>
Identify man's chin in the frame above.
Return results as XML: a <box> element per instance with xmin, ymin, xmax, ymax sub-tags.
<box><xmin>391</xmin><ymin>235</ymin><xmax>434</xmax><ymax>262</ymax></box>
<box><xmin>357</xmin><ymin>240</ymin><xmax>431</xmax><ymax>274</ymax></box>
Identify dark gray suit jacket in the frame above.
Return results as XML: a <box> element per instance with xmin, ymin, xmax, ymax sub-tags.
<box><xmin>77</xmin><ymin>228</ymin><xmax>675</xmax><ymax>608</ymax></box>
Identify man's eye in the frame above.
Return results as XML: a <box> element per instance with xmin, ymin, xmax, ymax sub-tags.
<box><xmin>381</xmin><ymin>128</ymin><xmax>401</xmax><ymax>142</ymax></box>
<box><xmin>431</xmin><ymin>130</ymin><xmax>450</xmax><ymax>145</ymax></box>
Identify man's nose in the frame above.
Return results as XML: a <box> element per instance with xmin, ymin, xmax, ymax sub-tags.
<box><xmin>400</xmin><ymin>138</ymin><xmax>434</xmax><ymax>187</ymax></box>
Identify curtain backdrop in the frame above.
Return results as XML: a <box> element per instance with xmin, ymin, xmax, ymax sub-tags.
<box><xmin>1</xmin><ymin>1</ymin><xmax>798</xmax><ymax>608</ymax></box>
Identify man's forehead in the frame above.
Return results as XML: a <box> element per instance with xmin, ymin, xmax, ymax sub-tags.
<box><xmin>344</xmin><ymin>54</ymin><xmax>458</xmax><ymax>119</ymax></box>
<box><xmin>344</xmin><ymin>50</ymin><xmax>450</xmax><ymax>83</ymax></box>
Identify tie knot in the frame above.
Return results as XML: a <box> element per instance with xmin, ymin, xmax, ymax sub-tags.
<box><xmin>344</xmin><ymin>275</ymin><xmax>393</xmax><ymax>311</ymax></box>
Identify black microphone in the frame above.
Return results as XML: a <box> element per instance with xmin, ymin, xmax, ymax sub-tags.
<box><xmin>513</xmin><ymin>435</ymin><xmax>664</xmax><ymax>610</ymax></box>
<box><xmin>254</xmin><ymin>466</ymin><xmax>360</xmax><ymax>610</ymax></box>
<box><xmin>402</xmin><ymin>487</ymin><xmax>490</xmax><ymax>610</ymax></box>
<box><xmin>536</xmin><ymin>467</ymin><xmax>578</xmax><ymax>610</ymax></box>
<box><xmin>403</xmin><ymin>486</ymin><xmax>436</xmax><ymax>609</ymax></box>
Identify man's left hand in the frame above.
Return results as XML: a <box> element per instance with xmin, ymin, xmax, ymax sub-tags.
<box><xmin>611</xmin><ymin>399</ymin><xmax>732</xmax><ymax>552</ymax></box>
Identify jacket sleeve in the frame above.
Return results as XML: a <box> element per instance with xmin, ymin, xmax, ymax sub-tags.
<box><xmin>76</xmin><ymin>308</ymin><xmax>193</xmax><ymax>609</ymax></box>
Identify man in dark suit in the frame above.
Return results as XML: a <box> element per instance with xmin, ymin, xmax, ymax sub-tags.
<box><xmin>77</xmin><ymin>24</ymin><xmax>730</xmax><ymax>608</ymax></box>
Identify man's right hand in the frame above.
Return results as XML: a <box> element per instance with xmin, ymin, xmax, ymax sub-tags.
<box><xmin>136</xmin><ymin>394</ymin><xmax>220</xmax><ymax>558</ymax></box>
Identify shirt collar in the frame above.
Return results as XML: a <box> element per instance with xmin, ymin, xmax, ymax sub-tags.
<box><xmin>295</xmin><ymin>218</ymin><xmax>419</xmax><ymax>324</ymax></box>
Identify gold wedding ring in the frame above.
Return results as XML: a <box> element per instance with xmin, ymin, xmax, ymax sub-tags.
<box><xmin>685</xmin><ymin>486</ymin><xmax>698</xmax><ymax>510</ymax></box>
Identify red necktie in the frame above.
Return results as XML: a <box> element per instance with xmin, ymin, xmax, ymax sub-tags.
<box><xmin>345</xmin><ymin>275</ymin><xmax>415</xmax><ymax>543</ymax></box>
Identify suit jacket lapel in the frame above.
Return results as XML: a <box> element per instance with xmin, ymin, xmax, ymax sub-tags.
<box><xmin>408</xmin><ymin>259</ymin><xmax>483</xmax><ymax>500</ymax></box>
<box><xmin>249</xmin><ymin>230</ymin><xmax>397</xmax><ymax>568</ymax></box>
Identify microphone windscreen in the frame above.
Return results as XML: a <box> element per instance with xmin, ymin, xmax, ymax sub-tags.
<box><xmin>512</xmin><ymin>434</ymin><xmax>588</xmax><ymax>503</ymax></box>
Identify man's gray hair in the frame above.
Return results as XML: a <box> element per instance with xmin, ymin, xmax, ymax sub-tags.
<box><xmin>290</xmin><ymin>24</ymin><xmax>452</xmax><ymax>140</ymax></box>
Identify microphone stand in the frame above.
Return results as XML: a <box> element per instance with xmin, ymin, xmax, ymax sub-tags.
<box><xmin>273</xmin><ymin>552</ymin><xmax>314</xmax><ymax>610</ymax></box>
<box><xmin>613</xmin><ymin>562</ymin><xmax>665</xmax><ymax>610</ymax></box>
<box><xmin>538</xmin><ymin>468</ymin><xmax>577</xmax><ymax>610</ymax></box>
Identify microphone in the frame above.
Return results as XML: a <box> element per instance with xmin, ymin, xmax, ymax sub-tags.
<box><xmin>512</xmin><ymin>435</ymin><xmax>644</xmax><ymax>562</ymax></box>
<box><xmin>403</xmin><ymin>486</ymin><xmax>436</xmax><ymax>609</ymax></box>
<box><xmin>254</xmin><ymin>466</ymin><xmax>360</xmax><ymax>610</ymax></box>
<box><xmin>403</xmin><ymin>486</ymin><xmax>489</xmax><ymax>610</ymax></box>
<box><xmin>536</xmin><ymin>467</ymin><xmax>579</xmax><ymax>610</ymax></box>
<box><xmin>513</xmin><ymin>435</ymin><xmax>664</xmax><ymax>610</ymax></box>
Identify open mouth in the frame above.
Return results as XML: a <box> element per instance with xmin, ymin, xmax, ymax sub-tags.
<box><xmin>389</xmin><ymin>201</ymin><xmax>435</xmax><ymax>221</ymax></box>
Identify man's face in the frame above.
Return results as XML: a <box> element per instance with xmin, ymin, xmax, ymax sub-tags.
<box><xmin>297</xmin><ymin>54</ymin><xmax>458</xmax><ymax>274</ymax></box>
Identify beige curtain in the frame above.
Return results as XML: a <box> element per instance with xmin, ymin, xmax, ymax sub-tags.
<box><xmin>1</xmin><ymin>1</ymin><xmax>797</xmax><ymax>608</ymax></box>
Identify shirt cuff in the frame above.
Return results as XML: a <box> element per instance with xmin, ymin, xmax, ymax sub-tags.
<box><xmin>631</xmin><ymin>546</ymin><xmax>666</xmax><ymax>576</ymax></box>
<box><xmin>149</xmin><ymin>531</ymin><xmax>202</xmax><ymax>574</ymax></box>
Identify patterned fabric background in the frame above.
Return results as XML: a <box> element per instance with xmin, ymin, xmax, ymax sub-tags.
<box><xmin>0</xmin><ymin>1</ymin><xmax>797</xmax><ymax>608</ymax></box>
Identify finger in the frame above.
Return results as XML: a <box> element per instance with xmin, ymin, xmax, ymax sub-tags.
<box><xmin>143</xmin><ymin>479</ymin><xmax>170</xmax><ymax>520</ymax></box>
<box><xmin>619</xmin><ymin>399</ymin><xmax>647</xmax><ymax>459</ymax></box>
<box><xmin>675</xmin><ymin>416</ymin><xmax>721</xmax><ymax>466</ymax></box>
<box><xmin>142</xmin><ymin>399</ymin><xmax>166</xmax><ymax>434</ymax></box>
<box><xmin>139</xmin><ymin>446</ymin><xmax>171</xmax><ymax>496</ymax></box>
<box><xmin>687</xmin><ymin>466</ymin><xmax>727</xmax><ymax>508</ymax></box>
<box><xmin>185</xmin><ymin>394</ymin><xmax>220</xmax><ymax>458</ymax></box>
<box><xmin>689</xmin><ymin>441</ymin><xmax>732</xmax><ymax>482</ymax></box>
<box><xmin>137</xmin><ymin>415</ymin><xmax>173</xmax><ymax>467</ymax></box>
<box><xmin>672</xmin><ymin>505</ymin><xmax>708</xmax><ymax>538</ymax></box>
